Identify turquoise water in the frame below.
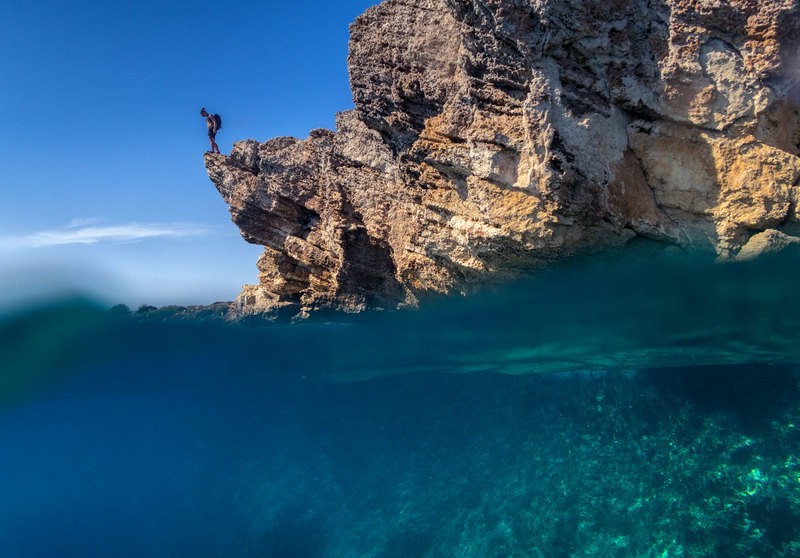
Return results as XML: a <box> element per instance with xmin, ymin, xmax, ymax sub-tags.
<box><xmin>1</xmin><ymin>252</ymin><xmax>799</xmax><ymax>556</ymax></box>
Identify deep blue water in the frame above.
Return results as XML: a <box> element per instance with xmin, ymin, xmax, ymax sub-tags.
<box><xmin>2</xmin><ymin>252</ymin><xmax>800</xmax><ymax>557</ymax></box>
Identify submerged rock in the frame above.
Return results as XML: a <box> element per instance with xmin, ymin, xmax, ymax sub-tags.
<box><xmin>204</xmin><ymin>0</ymin><xmax>800</xmax><ymax>318</ymax></box>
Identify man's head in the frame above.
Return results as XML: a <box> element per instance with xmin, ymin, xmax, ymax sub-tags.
<box><xmin>200</xmin><ymin>108</ymin><xmax>208</xmax><ymax>117</ymax></box>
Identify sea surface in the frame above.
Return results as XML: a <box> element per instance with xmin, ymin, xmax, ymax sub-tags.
<box><xmin>1</xmin><ymin>251</ymin><xmax>799</xmax><ymax>557</ymax></box>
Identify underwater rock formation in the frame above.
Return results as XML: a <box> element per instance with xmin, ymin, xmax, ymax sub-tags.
<box><xmin>204</xmin><ymin>0</ymin><xmax>800</xmax><ymax>317</ymax></box>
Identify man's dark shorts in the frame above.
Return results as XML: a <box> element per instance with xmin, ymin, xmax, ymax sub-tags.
<box><xmin>208</xmin><ymin>129</ymin><xmax>216</xmax><ymax>139</ymax></box>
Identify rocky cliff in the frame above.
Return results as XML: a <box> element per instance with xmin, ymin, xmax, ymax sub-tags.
<box><xmin>205</xmin><ymin>0</ymin><xmax>800</xmax><ymax>317</ymax></box>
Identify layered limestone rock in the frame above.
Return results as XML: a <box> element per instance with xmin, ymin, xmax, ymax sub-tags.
<box><xmin>205</xmin><ymin>0</ymin><xmax>800</xmax><ymax>317</ymax></box>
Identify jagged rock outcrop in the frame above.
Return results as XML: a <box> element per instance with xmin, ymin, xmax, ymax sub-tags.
<box><xmin>205</xmin><ymin>0</ymin><xmax>800</xmax><ymax>317</ymax></box>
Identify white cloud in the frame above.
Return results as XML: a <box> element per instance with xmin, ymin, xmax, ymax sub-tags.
<box><xmin>67</xmin><ymin>217</ymin><xmax>102</xmax><ymax>228</ymax></box>
<box><xmin>1</xmin><ymin>221</ymin><xmax>211</xmax><ymax>249</ymax></box>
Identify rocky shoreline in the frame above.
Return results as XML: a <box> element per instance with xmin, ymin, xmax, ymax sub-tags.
<box><xmin>111</xmin><ymin>302</ymin><xmax>234</xmax><ymax>322</ymax></box>
<box><xmin>205</xmin><ymin>0</ymin><xmax>800</xmax><ymax>319</ymax></box>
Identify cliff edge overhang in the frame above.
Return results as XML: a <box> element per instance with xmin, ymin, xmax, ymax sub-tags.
<box><xmin>205</xmin><ymin>0</ymin><xmax>800</xmax><ymax>317</ymax></box>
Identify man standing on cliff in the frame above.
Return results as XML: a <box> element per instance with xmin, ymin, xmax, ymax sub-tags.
<box><xmin>200</xmin><ymin>108</ymin><xmax>221</xmax><ymax>154</ymax></box>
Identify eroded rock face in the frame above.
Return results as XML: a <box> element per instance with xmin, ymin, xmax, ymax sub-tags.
<box><xmin>205</xmin><ymin>0</ymin><xmax>800</xmax><ymax>317</ymax></box>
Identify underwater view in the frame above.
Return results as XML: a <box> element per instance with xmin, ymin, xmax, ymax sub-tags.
<box><xmin>2</xmin><ymin>252</ymin><xmax>800</xmax><ymax>557</ymax></box>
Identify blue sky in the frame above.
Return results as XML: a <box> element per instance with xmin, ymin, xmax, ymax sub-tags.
<box><xmin>0</xmin><ymin>0</ymin><xmax>377</xmax><ymax>308</ymax></box>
